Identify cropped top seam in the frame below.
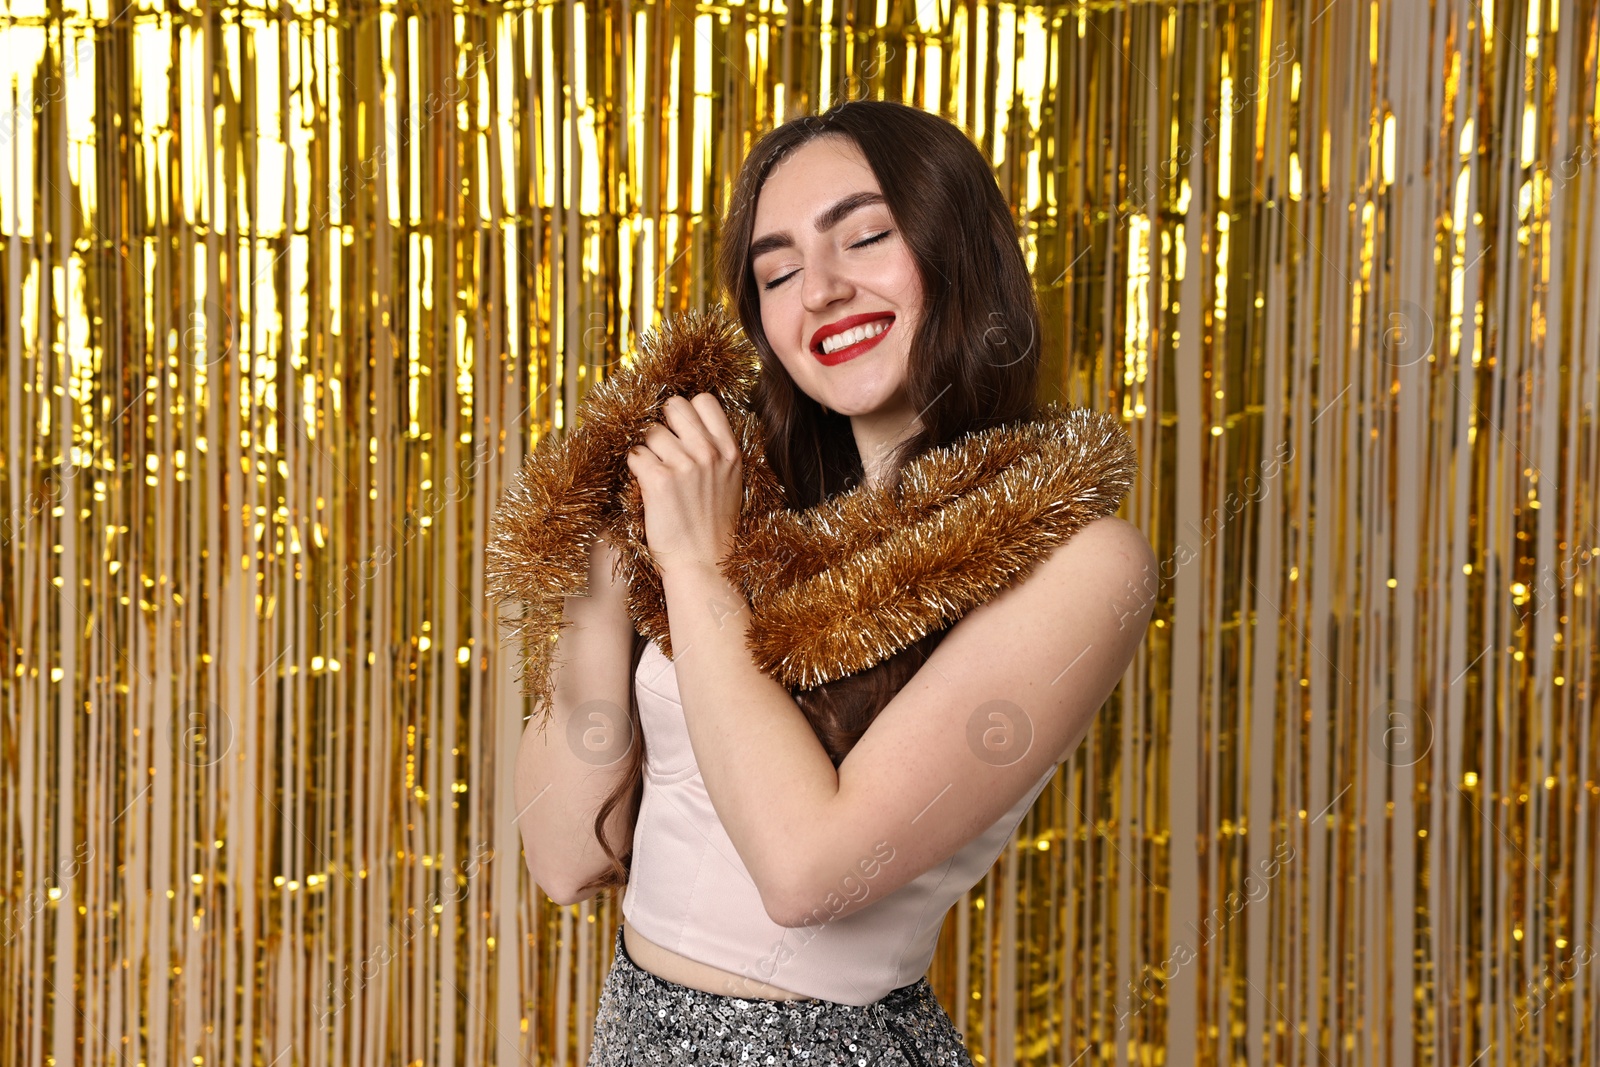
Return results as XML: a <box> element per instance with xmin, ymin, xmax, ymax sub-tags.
<box><xmin>673</xmin><ymin>837</ymin><xmax>711</xmax><ymax>951</ymax></box>
<box><xmin>635</xmin><ymin>676</ymin><xmax>677</xmax><ymax>704</ymax></box>
<box><xmin>896</xmin><ymin>853</ymin><xmax>958</xmax><ymax>981</ymax></box>
<box><xmin>654</xmin><ymin>782</ymin><xmax>748</xmax><ymax>880</ymax></box>
<box><xmin>644</xmin><ymin>763</ymin><xmax>700</xmax><ymax>786</ymax></box>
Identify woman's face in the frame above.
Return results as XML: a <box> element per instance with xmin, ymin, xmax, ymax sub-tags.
<box><xmin>748</xmin><ymin>134</ymin><xmax>924</xmax><ymax>420</ymax></box>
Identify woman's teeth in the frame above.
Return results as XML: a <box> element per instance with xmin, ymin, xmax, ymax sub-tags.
<box><xmin>821</xmin><ymin>318</ymin><xmax>891</xmax><ymax>354</ymax></box>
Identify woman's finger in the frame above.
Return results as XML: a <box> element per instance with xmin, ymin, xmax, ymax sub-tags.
<box><xmin>689</xmin><ymin>392</ymin><xmax>742</xmax><ymax>461</ymax></box>
<box><xmin>640</xmin><ymin>420</ymin><xmax>687</xmax><ymax>463</ymax></box>
<box><xmin>626</xmin><ymin>443</ymin><xmax>660</xmax><ymax>474</ymax></box>
<box><xmin>657</xmin><ymin>396</ymin><xmax>722</xmax><ymax>464</ymax></box>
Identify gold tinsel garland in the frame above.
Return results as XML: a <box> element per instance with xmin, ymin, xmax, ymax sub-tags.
<box><xmin>485</xmin><ymin>306</ymin><xmax>1139</xmax><ymax>710</ymax></box>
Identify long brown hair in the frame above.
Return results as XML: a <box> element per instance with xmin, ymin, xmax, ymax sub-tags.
<box><xmin>575</xmin><ymin>100</ymin><xmax>1044</xmax><ymax>895</ymax></box>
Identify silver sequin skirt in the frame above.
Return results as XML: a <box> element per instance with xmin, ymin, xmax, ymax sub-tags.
<box><xmin>586</xmin><ymin>925</ymin><xmax>977</xmax><ymax>1066</ymax></box>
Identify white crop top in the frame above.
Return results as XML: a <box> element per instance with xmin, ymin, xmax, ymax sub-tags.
<box><xmin>620</xmin><ymin>638</ymin><xmax>1058</xmax><ymax>1005</ymax></box>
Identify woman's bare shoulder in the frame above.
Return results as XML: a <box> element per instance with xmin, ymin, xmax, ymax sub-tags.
<box><xmin>1021</xmin><ymin>516</ymin><xmax>1156</xmax><ymax>595</ymax></box>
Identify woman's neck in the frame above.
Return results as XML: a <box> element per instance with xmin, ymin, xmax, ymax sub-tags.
<box><xmin>851</xmin><ymin>406</ymin><xmax>922</xmax><ymax>490</ymax></box>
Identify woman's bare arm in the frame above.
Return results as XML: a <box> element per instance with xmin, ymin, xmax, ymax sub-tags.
<box><xmin>513</xmin><ymin>532</ymin><xmax>640</xmax><ymax>905</ymax></box>
<box><xmin>657</xmin><ymin>515</ymin><xmax>1156</xmax><ymax>927</ymax></box>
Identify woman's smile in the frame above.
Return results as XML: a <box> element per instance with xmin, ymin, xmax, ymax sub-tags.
<box><xmin>812</xmin><ymin>313</ymin><xmax>895</xmax><ymax>365</ymax></box>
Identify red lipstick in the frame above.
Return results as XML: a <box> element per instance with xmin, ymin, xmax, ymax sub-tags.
<box><xmin>810</xmin><ymin>313</ymin><xmax>895</xmax><ymax>366</ymax></box>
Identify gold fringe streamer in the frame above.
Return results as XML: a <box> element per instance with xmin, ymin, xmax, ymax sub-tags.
<box><xmin>0</xmin><ymin>1</ymin><xmax>1595</xmax><ymax>1066</ymax></box>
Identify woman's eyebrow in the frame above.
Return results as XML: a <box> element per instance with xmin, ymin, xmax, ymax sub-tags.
<box><xmin>749</xmin><ymin>191</ymin><xmax>888</xmax><ymax>261</ymax></box>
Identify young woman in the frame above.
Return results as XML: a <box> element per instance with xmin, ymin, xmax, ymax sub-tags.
<box><xmin>505</xmin><ymin>100</ymin><xmax>1156</xmax><ymax>1065</ymax></box>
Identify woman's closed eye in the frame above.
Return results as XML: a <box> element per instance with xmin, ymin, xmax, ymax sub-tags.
<box><xmin>760</xmin><ymin>230</ymin><xmax>895</xmax><ymax>291</ymax></box>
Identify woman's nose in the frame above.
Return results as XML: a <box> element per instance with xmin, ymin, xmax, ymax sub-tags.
<box><xmin>801</xmin><ymin>255</ymin><xmax>853</xmax><ymax>310</ymax></box>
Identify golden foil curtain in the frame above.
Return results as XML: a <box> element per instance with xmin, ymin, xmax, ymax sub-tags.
<box><xmin>0</xmin><ymin>0</ymin><xmax>1595</xmax><ymax>1064</ymax></box>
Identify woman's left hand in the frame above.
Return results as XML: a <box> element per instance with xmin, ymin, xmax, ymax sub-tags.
<box><xmin>625</xmin><ymin>392</ymin><xmax>744</xmax><ymax>578</ymax></box>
